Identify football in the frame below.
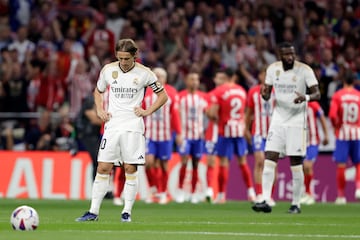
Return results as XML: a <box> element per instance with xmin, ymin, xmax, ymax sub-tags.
<box><xmin>10</xmin><ymin>205</ymin><xmax>39</xmax><ymax>231</ymax></box>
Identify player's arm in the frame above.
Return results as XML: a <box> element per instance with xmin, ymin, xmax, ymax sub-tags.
<box><xmin>244</xmin><ymin>107</ymin><xmax>253</xmax><ymax>145</ymax></box>
<box><xmin>294</xmin><ymin>85</ymin><xmax>321</xmax><ymax>104</ymax></box>
<box><xmin>261</xmin><ymin>84</ymin><xmax>272</xmax><ymax>101</ymax></box>
<box><xmin>328</xmin><ymin>96</ymin><xmax>340</xmax><ymax>128</ymax></box>
<box><xmin>170</xmin><ymin>96</ymin><xmax>183</xmax><ymax>147</ymax></box>
<box><xmin>136</xmin><ymin>87</ymin><xmax>168</xmax><ymax>117</ymax></box>
<box><xmin>319</xmin><ymin>113</ymin><xmax>329</xmax><ymax>145</ymax></box>
<box><xmin>206</xmin><ymin>103</ymin><xmax>219</xmax><ymax>121</ymax></box>
<box><xmin>94</xmin><ymin>88</ymin><xmax>111</xmax><ymax>122</ymax></box>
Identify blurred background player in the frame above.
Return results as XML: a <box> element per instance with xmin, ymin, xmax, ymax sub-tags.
<box><xmin>208</xmin><ymin>68</ymin><xmax>255</xmax><ymax>204</ymax></box>
<box><xmin>143</xmin><ymin>67</ymin><xmax>182</xmax><ymax>204</ymax></box>
<box><xmin>252</xmin><ymin>42</ymin><xmax>320</xmax><ymax>214</ymax></box>
<box><xmin>204</xmin><ymin>70</ymin><xmax>226</xmax><ymax>202</ymax></box>
<box><xmin>75</xmin><ymin>94</ymin><xmax>102</xmax><ymax>180</ymax></box>
<box><xmin>176</xmin><ymin>71</ymin><xmax>208</xmax><ymax>204</ymax></box>
<box><xmin>329</xmin><ymin>70</ymin><xmax>360</xmax><ymax>205</ymax></box>
<box><xmin>245</xmin><ymin>67</ymin><xmax>276</xmax><ymax>206</ymax></box>
<box><xmin>300</xmin><ymin>100</ymin><xmax>329</xmax><ymax>205</ymax></box>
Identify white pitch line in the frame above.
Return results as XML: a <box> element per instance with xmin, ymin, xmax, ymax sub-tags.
<box><xmin>63</xmin><ymin>230</ymin><xmax>360</xmax><ymax>239</ymax></box>
<box><xmin>166</xmin><ymin>221</ymin><xmax>355</xmax><ymax>227</ymax></box>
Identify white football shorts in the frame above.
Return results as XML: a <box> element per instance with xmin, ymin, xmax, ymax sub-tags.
<box><xmin>97</xmin><ymin>130</ymin><xmax>145</xmax><ymax>165</ymax></box>
<box><xmin>265</xmin><ymin>124</ymin><xmax>307</xmax><ymax>156</ymax></box>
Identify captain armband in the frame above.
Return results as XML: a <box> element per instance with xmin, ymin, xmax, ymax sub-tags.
<box><xmin>149</xmin><ymin>81</ymin><xmax>164</xmax><ymax>93</ymax></box>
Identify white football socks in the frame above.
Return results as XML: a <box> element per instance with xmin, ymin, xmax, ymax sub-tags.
<box><xmin>291</xmin><ymin>164</ymin><xmax>304</xmax><ymax>207</ymax></box>
<box><xmin>122</xmin><ymin>171</ymin><xmax>139</xmax><ymax>215</ymax></box>
<box><xmin>90</xmin><ymin>173</ymin><xmax>110</xmax><ymax>215</ymax></box>
<box><xmin>262</xmin><ymin>160</ymin><xmax>276</xmax><ymax>202</ymax></box>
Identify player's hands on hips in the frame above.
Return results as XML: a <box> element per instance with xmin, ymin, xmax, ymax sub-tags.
<box><xmin>294</xmin><ymin>91</ymin><xmax>306</xmax><ymax>104</ymax></box>
<box><xmin>97</xmin><ymin>109</ymin><xmax>111</xmax><ymax>122</ymax></box>
<box><xmin>134</xmin><ymin>106</ymin><xmax>148</xmax><ymax>117</ymax></box>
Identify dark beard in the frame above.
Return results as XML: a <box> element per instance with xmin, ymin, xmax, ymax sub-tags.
<box><xmin>282</xmin><ymin>61</ymin><xmax>294</xmax><ymax>71</ymax></box>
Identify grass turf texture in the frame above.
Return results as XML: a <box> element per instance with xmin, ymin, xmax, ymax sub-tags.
<box><xmin>1</xmin><ymin>199</ymin><xmax>360</xmax><ymax>240</ymax></box>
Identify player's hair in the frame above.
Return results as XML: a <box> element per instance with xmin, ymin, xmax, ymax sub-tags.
<box><xmin>215</xmin><ymin>67</ymin><xmax>233</xmax><ymax>78</ymax></box>
<box><xmin>344</xmin><ymin>70</ymin><xmax>357</xmax><ymax>85</ymax></box>
<box><xmin>278</xmin><ymin>42</ymin><xmax>294</xmax><ymax>50</ymax></box>
<box><xmin>115</xmin><ymin>39</ymin><xmax>138</xmax><ymax>56</ymax></box>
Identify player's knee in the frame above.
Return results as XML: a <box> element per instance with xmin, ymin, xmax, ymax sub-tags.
<box><xmin>124</xmin><ymin>164</ymin><xmax>137</xmax><ymax>174</ymax></box>
<box><xmin>265</xmin><ymin>151</ymin><xmax>279</xmax><ymax>161</ymax></box>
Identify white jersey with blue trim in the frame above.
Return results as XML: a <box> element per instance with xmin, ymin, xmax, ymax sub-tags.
<box><xmin>96</xmin><ymin>61</ymin><xmax>161</xmax><ymax>133</ymax></box>
<box><xmin>265</xmin><ymin>60</ymin><xmax>318</xmax><ymax>126</ymax></box>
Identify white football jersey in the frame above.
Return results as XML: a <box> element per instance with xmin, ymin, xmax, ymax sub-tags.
<box><xmin>97</xmin><ymin>61</ymin><xmax>159</xmax><ymax>133</ymax></box>
<box><xmin>265</xmin><ymin>60</ymin><xmax>318</xmax><ymax>126</ymax></box>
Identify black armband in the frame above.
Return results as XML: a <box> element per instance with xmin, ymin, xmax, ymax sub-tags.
<box><xmin>149</xmin><ymin>81</ymin><xmax>164</xmax><ymax>93</ymax></box>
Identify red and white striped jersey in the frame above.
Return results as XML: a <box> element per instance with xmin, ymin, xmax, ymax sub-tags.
<box><xmin>143</xmin><ymin>84</ymin><xmax>181</xmax><ymax>141</ymax></box>
<box><xmin>204</xmin><ymin>120</ymin><xmax>218</xmax><ymax>142</ymax></box>
<box><xmin>178</xmin><ymin>90</ymin><xmax>208</xmax><ymax>140</ymax></box>
<box><xmin>210</xmin><ymin>83</ymin><xmax>247</xmax><ymax>137</ymax></box>
<box><xmin>329</xmin><ymin>87</ymin><xmax>360</xmax><ymax>140</ymax></box>
<box><xmin>307</xmin><ymin>101</ymin><xmax>324</xmax><ymax>145</ymax></box>
<box><xmin>247</xmin><ymin>84</ymin><xmax>274</xmax><ymax>138</ymax></box>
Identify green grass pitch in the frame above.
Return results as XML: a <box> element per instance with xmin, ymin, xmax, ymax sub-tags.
<box><xmin>1</xmin><ymin>199</ymin><xmax>360</xmax><ymax>240</ymax></box>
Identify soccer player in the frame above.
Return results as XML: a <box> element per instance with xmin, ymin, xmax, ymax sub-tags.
<box><xmin>204</xmin><ymin>71</ymin><xmax>226</xmax><ymax>202</ymax></box>
<box><xmin>143</xmin><ymin>67</ymin><xmax>182</xmax><ymax>204</ymax></box>
<box><xmin>245</xmin><ymin>67</ymin><xmax>276</xmax><ymax>206</ymax></box>
<box><xmin>176</xmin><ymin>71</ymin><xmax>208</xmax><ymax>204</ymax></box>
<box><xmin>76</xmin><ymin>38</ymin><xmax>168</xmax><ymax>222</ymax></box>
<box><xmin>300</xmin><ymin>101</ymin><xmax>329</xmax><ymax>205</ymax></box>
<box><xmin>208</xmin><ymin>68</ymin><xmax>256</xmax><ymax>204</ymax></box>
<box><xmin>328</xmin><ymin>71</ymin><xmax>360</xmax><ymax>204</ymax></box>
<box><xmin>252</xmin><ymin>42</ymin><xmax>320</xmax><ymax>214</ymax></box>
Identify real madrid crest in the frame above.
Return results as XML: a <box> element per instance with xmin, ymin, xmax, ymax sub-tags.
<box><xmin>112</xmin><ymin>71</ymin><xmax>118</xmax><ymax>79</ymax></box>
<box><xmin>133</xmin><ymin>78</ymin><xmax>139</xmax><ymax>85</ymax></box>
<box><xmin>292</xmin><ymin>76</ymin><xmax>296</xmax><ymax>82</ymax></box>
<box><xmin>275</xmin><ymin>70</ymin><xmax>280</xmax><ymax>80</ymax></box>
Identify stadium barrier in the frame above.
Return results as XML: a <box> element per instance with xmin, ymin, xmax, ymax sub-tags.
<box><xmin>0</xmin><ymin>151</ymin><xmax>357</xmax><ymax>202</ymax></box>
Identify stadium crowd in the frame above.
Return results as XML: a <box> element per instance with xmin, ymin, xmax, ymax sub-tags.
<box><xmin>1</xmin><ymin>0</ymin><xmax>360</xmax><ymax>206</ymax></box>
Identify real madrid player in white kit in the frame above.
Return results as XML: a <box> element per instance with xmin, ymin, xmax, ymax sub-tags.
<box><xmin>76</xmin><ymin>39</ymin><xmax>168</xmax><ymax>222</ymax></box>
<box><xmin>252</xmin><ymin>42</ymin><xmax>320</xmax><ymax>214</ymax></box>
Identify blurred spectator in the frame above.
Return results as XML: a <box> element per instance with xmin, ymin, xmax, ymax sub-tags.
<box><xmin>26</xmin><ymin>58</ymin><xmax>46</xmax><ymax>112</ymax></box>
<box><xmin>166</xmin><ymin>61</ymin><xmax>185</xmax><ymax>91</ymax></box>
<box><xmin>8</xmin><ymin>0</ymin><xmax>33</xmax><ymax>32</ymax></box>
<box><xmin>105</xmin><ymin>1</ymin><xmax>128</xmax><ymax>42</ymax></box>
<box><xmin>213</xmin><ymin>3</ymin><xmax>232</xmax><ymax>35</ymax></box>
<box><xmin>24</xmin><ymin>111</ymin><xmax>52</xmax><ymax>150</ymax></box>
<box><xmin>36</xmin><ymin>25</ymin><xmax>58</xmax><ymax>58</ymax></box>
<box><xmin>254</xmin><ymin>34</ymin><xmax>277</xmax><ymax>70</ymax></box>
<box><xmin>1</xmin><ymin>57</ymin><xmax>28</xmax><ymax>113</ymax></box>
<box><xmin>33</xmin><ymin>0</ymin><xmax>58</xmax><ymax>30</ymax></box>
<box><xmin>0</xmin><ymin>18</ymin><xmax>12</xmax><ymax>53</ymax></box>
<box><xmin>220</xmin><ymin>31</ymin><xmax>237</xmax><ymax>70</ymax></box>
<box><xmin>319</xmin><ymin>48</ymin><xmax>339</xmax><ymax>114</ymax></box>
<box><xmin>53</xmin><ymin>110</ymin><xmax>75</xmax><ymax>151</ymax></box>
<box><xmin>8</xmin><ymin>26</ymin><xmax>36</xmax><ymax>64</ymax></box>
<box><xmin>66</xmin><ymin>49</ymin><xmax>101</xmax><ymax>117</ymax></box>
